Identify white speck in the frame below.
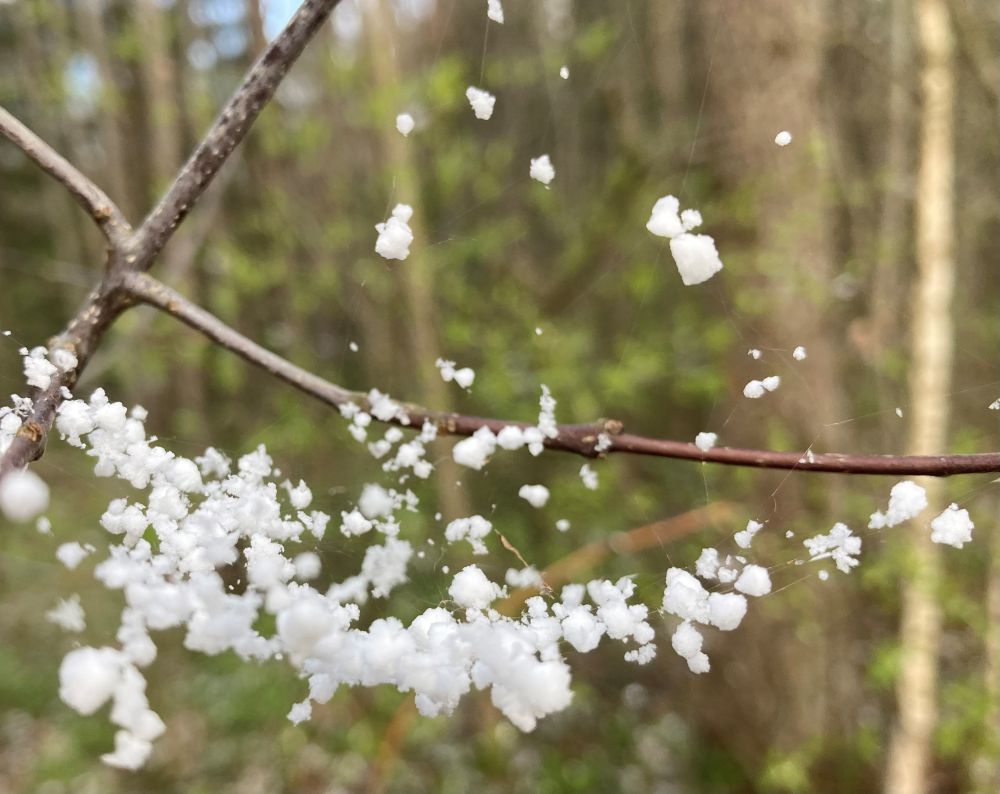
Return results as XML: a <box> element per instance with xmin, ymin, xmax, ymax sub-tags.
<box><xmin>743</xmin><ymin>380</ymin><xmax>765</xmax><ymax>399</ymax></box>
<box><xmin>804</xmin><ymin>523</ymin><xmax>861</xmax><ymax>573</ymax></box>
<box><xmin>748</xmin><ymin>348</ymin><xmax>762</xmax><ymax>360</ymax></box>
<box><xmin>436</xmin><ymin>359</ymin><xmax>475</xmax><ymax>390</ymax></box>
<box><xmin>694</xmin><ymin>432</ymin><xmax>717</xmax><ymax>452</ymax></box>
<box><xmin>22</xmin><ymin>346</ymin><xmax>58</xmax><ymax>389</ymax></box>
<box><xmin>486</xmin><ymin>0</ymin><xmax>504</xmax><ymax>23</ymax></box>
<box><xmin>646</xmin><ymin>195</ymin><xmax>724</xmax><ymax>286</ymax></box>
<box><xmin>339</xmin><ymin>509</ymin><xmax>373</xmax><ymax>537</ymax></box>
<box><xmin>868</xmin><ymin>481</ymin><xmax>928</xmax><ymax>529</ymax></box>
<box><xmin>535</xmin><ymin>327</ymin><xmax>543</xmax><ymax>336</ymax></box>
<box><xmin>734</xmin><ymin>564</ymin><xmax>772</xmax><ymax>597</ymax></box>
<box><xmin>449</xmin><ymin>564</ymin><xmax>503</xmax><ymax>609</ymax></box>
<box><xmin>47</xmin><ymin>594</ymin><xmax>86</xmax><ymax>632</ymax></box>
<box><xmin>452</xmin><ymin>427</ymin><xmax>496</xmax><ymax>470</ymax></box>
<box><xmin>775</xmin><ymin>130</ymin><xmax>792</xmax><ymax>146</ymax></box>
<box><xmin>762</xmin><ymin>376</ymin><xmax>781</xmax><ymax>392</ymax></box>
<box><xmin>559</xmin><ymin>66</ymin><xmax>569</xmax><ymax>79</ymax></box>
<box><xmin>734</xmin><ymin>519</ymin><xmax>763</xmax><ymax>549</ymax></box>
<box><xmin>374</xmin><ymin>204</ymin><xmax>414</xmax><ymax>260</ymax></box>
<box><xmin>895</xmin><ymin>407</ymin><xmax>903</xmax><ymax>418</ymax></box>
<box><xmin>395</xmin><ymin>113</ymin><xmax>415</xmax><ymax>136</ymax></box>
<box><xmin>293</xmin><ymin>552</ymin><xmax>322</xmax><ymax>580</ymax></box>
<box><xmin>555</xmin><ymin>519</ymin><xmax>570</xmax><ymax>532</ymax></box>
<box><xmin>349</xmin><ymin>341</ymin><xmax>358</xmax><ymax>352</ymax></box>
<box><xmin>518</xmin><ymin>484</ymin><xmax>550</xmax><ymax>508</ymax></box>
<box><xmin>785</xmin><ymin>530</ymin><xmax>795</xmax><ymax>539</ymax></box>
<box><xmin>669</xmin><ymin>234</ymin><xmax>723</xmax><ymax>286</ymax></box>
<box><xmin>694</xmin><ymin>548</ymin><xmax>720</xmax><ymax>580</ymax></box>
<box><xmin>445</xmin><ymin>515</ymin><xmax>493</xmax><ymax>554</ymax></box>
<box><xmin>792</xmin><ymin>346</ymin><xmax>807</xmax><ymax>361</ymax></box>
<box><xmin>529</xmin><ymin>154</ymin><xmax>555</xmax><ymax>186</ymax></box>
<box><xmin>0</xmin><ymin>469</ymin><xmax>50</xmax><ymax>522</ymax></box>
<box><xmin>51</xmin><ymin>349</ymin><xmax>78</xmax><ymax>373</ymax></box>
<box><xmin>505</xmin><ymin>566</ymin><xmax>543</xmax><ymax>589</ymax></box>
<box><xmin>465</xmin><ymin>86</ymin><xmax>496</xmax><ymax>120</ymax></box>
<box><xmin>579</xmin><ymin>464</ymin><xmax>598</xmax><ymax>490</ymax></box>
<box><xmin>818</xmin><ymin>570</ymin><xmax>829</xmax><ymax>581</ymax></box>
<box><xmin>287</xmin><ymin>700</ymin><xmax>312</xmax><ymax>725</ymax></box>
<box><xmin>56</xmin><ymin>541</ymin><xmax>92</xmax><ymax>570</ymax></box>
<box><xmin>989</xmin><ymin>399</ymin><xmax>1000</xmax><ymax>411</ymax></box>
<box><xmin>930</xmin><ymin>503</ymin><xmax>974</xmax><ymax>548</ymax></box>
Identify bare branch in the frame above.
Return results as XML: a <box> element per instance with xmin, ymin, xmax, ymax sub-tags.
<box><xmin>130</xmin><ymin>0</ymin><xmax>343</xmax><ymax>267</ymax></box>
<box><xmin>0</xmin><ymin>105</ymin><xmax>132</xmax><ymax>249</ymax></box>
<box><xmin>123</xmin><ymin>272</ymin><xmax>1000</xmax><ymax>478</ymax></box>
<box><xmin>1</xmin><ymin>282</ymin><xmax>133</xmax><ymax>479</ymax></box>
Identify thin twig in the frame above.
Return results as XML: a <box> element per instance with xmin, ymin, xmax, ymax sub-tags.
<box><xmin>130</xmin><ymin>0</ymin><xmax>343</xmax><ymax>268</ymax></box>
<box><xmin>0</xmin><ymin>105</ymin><xmax>131</xmax><ymax>249</ymax></box>
<box><xmin>122</xmin><ymin>271</ymin><xmax>1000</xmax><ymax>477</ymax></box>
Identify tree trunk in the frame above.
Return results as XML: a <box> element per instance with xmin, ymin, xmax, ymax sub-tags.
<box><xmin>971</xmin><ymin>505</ymin><xmax>1000</xmax><ymax>793</ymax></box>
<box><xmin>883</xmin><ymin>1</ymin><xmax>955</xmax><ymax>791</ymax></box>
<box><xmin>245</xmin><ymin>0</ymin><xmax>268</xmax><ymax>57</ymax></box>
<box><xmin>74</xmin><ymin>0</ymin><xmax>134</xmax><ymax>218</ymax></box>
<box><xmin>364</xmin><ymin>0</ymin><xmax>471</xmax><ymax>522</ymax></box>
<box><xmin>696</xmin><ymin>0</ymin><xmax>854</xmax><ymax>759</ymax></box>
<box><xmin>869</xmin><ymin>0</ymin><xmax>914</xmax><ymax>364</ymax></box>
<box><xmin>136</xmin><ymin>0</ymin><xmax>182</xmax><ymax>197</ymax></box>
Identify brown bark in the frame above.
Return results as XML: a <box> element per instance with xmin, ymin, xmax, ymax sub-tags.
<box><xmin>884</xmin><ymin>0</ymin><xmax>955</xmax><ymax>790</ymax></box>
<box><xmin>136</xmin><ymin>0</ymin><xmax>183</xmax><ymax>195</ymax></box>
<box><xmin>971</xmin><ymin>504</ymin><xmax>1000</xmax><ymax>793</ymax></box>
<box><xmin>74</xmin><ymin>0</ymin><xmax>134</xmax><ymax>218</ymax></box>
<box><xmin>697</xmin><ymin>0</ymin><xmax>849</xmax><ymax>762</ymax></box>
<box><xmin>869</xmin><ymin>0</ymin><xmax>914</xmax><ymax>363</ymax></box>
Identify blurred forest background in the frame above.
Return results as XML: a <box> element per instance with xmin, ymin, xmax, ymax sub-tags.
<box><xmin>1</xmin><ymin>0</ymin><xmax>999</xmax><ymax>792</ymax></box>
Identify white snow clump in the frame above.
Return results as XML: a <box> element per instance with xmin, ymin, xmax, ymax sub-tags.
<box><xmin>375</xmin><ymin>204</ymin><xmax>414</xmax><ymax>260</ymax></box>
<box><xmin>0</xmin><ymin>468</ymin><xmax>50</xmax><ymax>522</ymax></box>
<box><xmin>518</xmin><ymin>484</ymin><xmax>550</xmax><ymax>508</ymax></box>
<box><xmin>645</xmin><ymin>195</ymin><xmax>723</xmax><ymax>285</ymax></box>
<box><xmin>695</xmin><ymin>432</ymin><xmax>717</xmax><ymax>452</ymax></box>
<box><xmin>743</xmin><ymin>376</ymin><xmax>780</xmax><ymax>399</ymax></box>
<box><xmin>868</xmin><ymin>480</ymin><xmax>928</xmax><ymax>529</ymax></box>
<box><xmin>930</xmin><ymin>504</ymin><xmax>974</xmax><ymax>549</ymax></box>
<box><xmin>445</xmin><ymin>515</ymin><xmax>493</xmax><ymax>554</ymax></box>
<box><xmin>436</xmin><ymin>358</ymin><xmax>475</xmax><ymax>389</ymax></box>
<box><xmin>529</xmin><ymin>154</ymin><xmax>555</xmax><ymax>186</ymax></box>
<box><xmin>734</xmin><ymin>519</ymin><xmax>763</xmax><ymax>550</ymax></box>
<box><xmin>803</xmin><ymin>523</ymin><xmax>861</xmax><ymax>573</ymax></box>
<box><xmin>396</xmin><ymin>113</ymin><xmax>415</xmax><ymax>136</ymax></box>
<box><xmin>466</xmin><ymin>86</ymin><xmax>496</xmax><ymax>120</ymax></box>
